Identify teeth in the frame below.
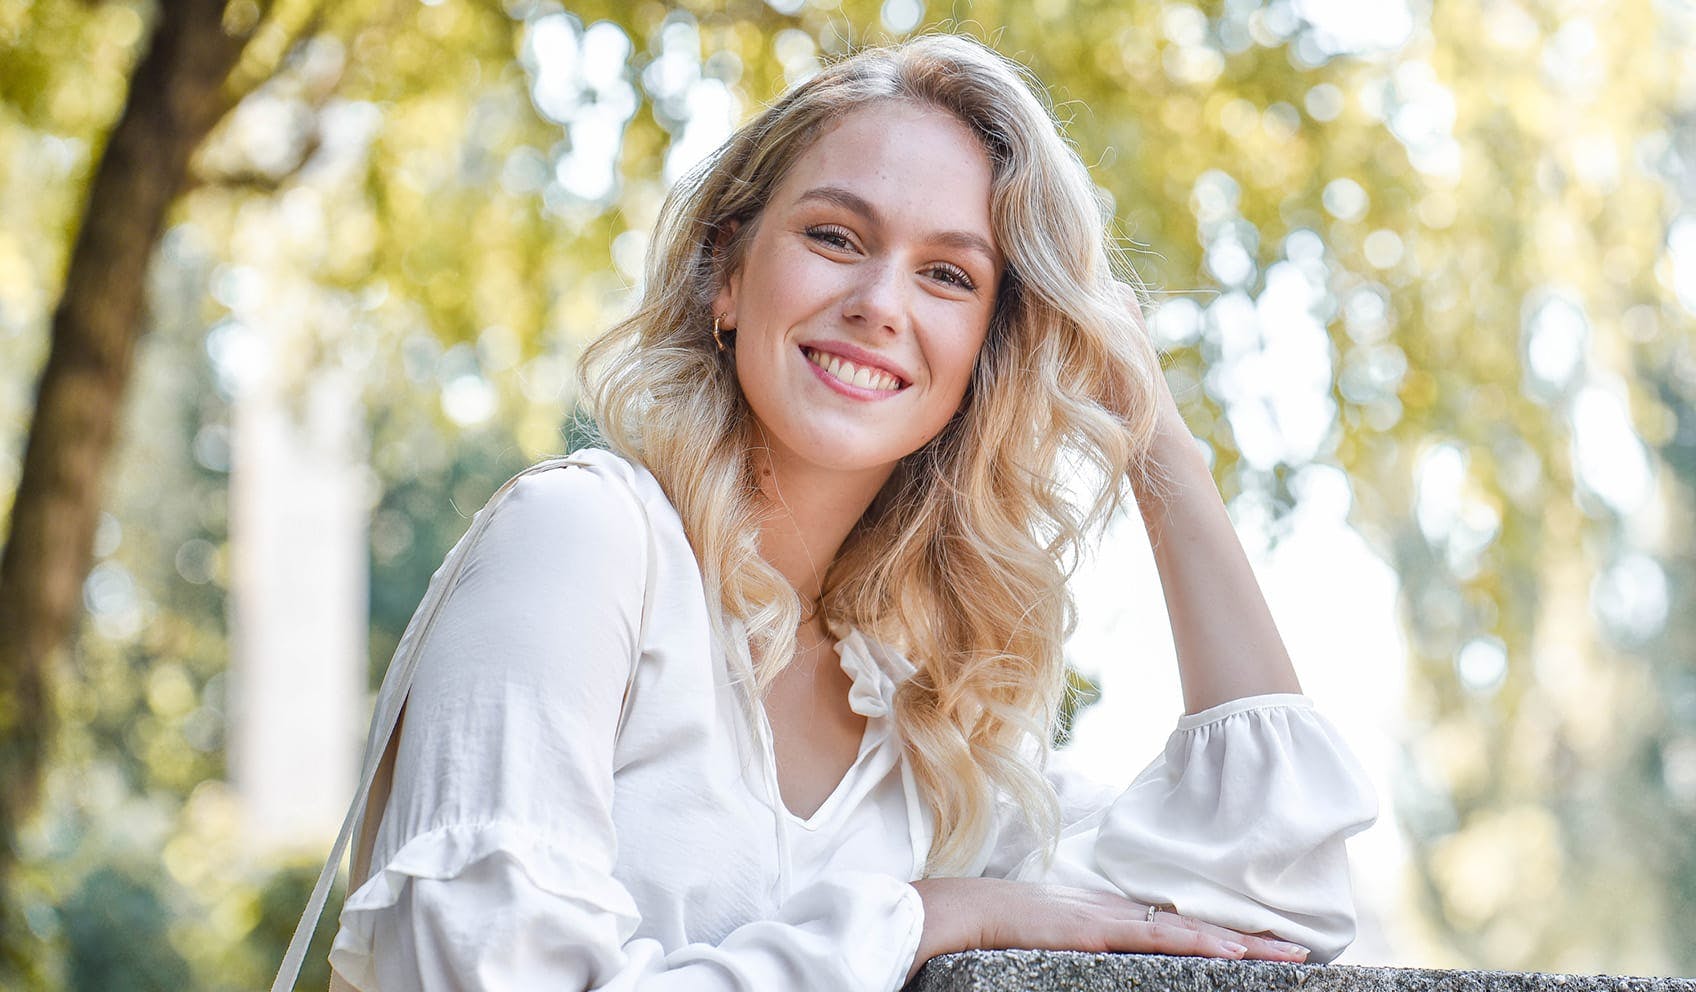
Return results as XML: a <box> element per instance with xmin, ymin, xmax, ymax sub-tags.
<box><xmin>805</xmin><ymin>348</ymin><xmax>902</xmax><ymax>392</ymax></box>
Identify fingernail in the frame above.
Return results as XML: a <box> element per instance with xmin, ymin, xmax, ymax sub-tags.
<box><xmin>1223</xmin><ymin>942</ymin><xmax>1248</xmax><ymax>955</ymax></box>
<box><xmin>1272</xmin><ymin>941</ymin><xmax>1310</xmax><ymax>958</ymax></box>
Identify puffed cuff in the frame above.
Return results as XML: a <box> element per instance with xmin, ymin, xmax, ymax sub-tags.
<box><xmin>701</xmin><ymin>871</ymin><xmax>925</xmax><ymax>992</ymax></box>
<box><xmin>1014</xmin><ymin>693</ymin><xmax>1377</xmax><ymax>963</ymax></box>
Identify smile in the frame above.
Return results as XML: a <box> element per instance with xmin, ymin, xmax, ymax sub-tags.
<box><xmin>801</xmin><ymin>346</ymin><xmax>908</xmax><ymax>393</ymax></box>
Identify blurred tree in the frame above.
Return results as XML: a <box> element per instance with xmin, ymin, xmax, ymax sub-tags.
<box><xmin>0</xmin><ymin>0</ymin><xmax>330</xmax><ymax>896</ymax></box>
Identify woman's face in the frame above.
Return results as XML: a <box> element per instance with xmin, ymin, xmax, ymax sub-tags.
<box><xmin>714</xmin><ymin>100</ymin><xmax>1001</xmax><ymax>488</ymax></box>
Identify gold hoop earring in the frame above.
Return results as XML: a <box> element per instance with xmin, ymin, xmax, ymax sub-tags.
<box><xmin>712</xmin><ymin>313</ymin><xmax>730</xmax><ymax>352</ymax></box>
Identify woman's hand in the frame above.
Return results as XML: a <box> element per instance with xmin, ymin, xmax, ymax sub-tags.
<box><xmin>907</xmin><ymin>877</ymin><xmax>1308</xmax><ymax>983</ymax></box>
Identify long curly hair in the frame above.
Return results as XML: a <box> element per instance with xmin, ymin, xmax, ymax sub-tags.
<box><xmin>579</xmin><ymin>32</ymin><xmax>1165</xmax><ymax>876</ymax></box>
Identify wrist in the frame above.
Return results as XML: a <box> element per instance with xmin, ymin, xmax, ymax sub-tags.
<box><xmin>1148</xmin><ymin>412</ymin><xmax>1195</xmax><ymax>462</ymax></box>
<box><xmin>910</xmin><ymin>877</ymin><xmax>971</xmax><ymax>948</ymax></box>
<box><xmin>906</xmin><ymin>879</ymin><xmax>953</xmax><ymax>984</ymax></box>
<box><xmin>907</xmin><ymin>877</ymin><xmax>986</xmax><ymax>978</ymax></box>
<box><xmin>1148</xmin><ymin>382</ymin><xmax>1193</xmax><ymax>450</ymax></box>
<box><xmin>1133</xmin><ymin>406</ymin><xmax>1197</xmax><ymax>497</ymax></box>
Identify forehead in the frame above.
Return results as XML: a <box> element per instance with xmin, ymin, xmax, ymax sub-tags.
<box><xmin>773</xmin><ymin>102</ymin><xmax>998</xmax><ymax>252</ymax></box>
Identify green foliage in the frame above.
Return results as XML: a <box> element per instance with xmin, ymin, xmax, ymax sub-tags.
<box><xmin>1053</xmin><ymin>667</ymin><xmax>1102</xmax><ymax>749</ymax></box>
<box><xmin>60</xmin><ymin>866</ymin><xmax>192</xmax><ymax>992</ymax></box>
<box><xmin>242</xmin><ymin>861</ymin><xmax>343</xmax><ymax>992</ymax></box>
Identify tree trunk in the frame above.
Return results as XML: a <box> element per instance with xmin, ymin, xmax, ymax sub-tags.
<box><xmin>0</xmin><ymin>0</ymin><xmax>254</xmax><ymax>891</ymax></box>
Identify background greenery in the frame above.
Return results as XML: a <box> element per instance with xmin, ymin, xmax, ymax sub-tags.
<box><xmin>2</xmin><ymin>0</ymin><xmax>1693</xmax><ymax>986</ymax></box>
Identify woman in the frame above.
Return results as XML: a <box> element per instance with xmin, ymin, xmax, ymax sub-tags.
<box><xmin>274</xmin><ymin>32</ymin><xmax>1376</xmax><ymax>992</ymax></box>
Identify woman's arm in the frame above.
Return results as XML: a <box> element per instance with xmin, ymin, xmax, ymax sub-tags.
<box><xmin>938</xmin><ymin>310</ymin><xmax>1373</xmax><ymax>965</ymax></box>
<box><xmin>1131</xmin><ymin>346</ymin><xmax>1302</xmax><ymax>714</ymax></box>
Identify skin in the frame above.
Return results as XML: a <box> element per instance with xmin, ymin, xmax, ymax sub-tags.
<box><xmin>713</xmin><ymin>100</ymin><xmax>1001</xmax><ymax>603</ymax></box>
<box><xmin>712</xmin><ymin>101</ymin><xmax>1310</xmax><ymax>982</ymax></box>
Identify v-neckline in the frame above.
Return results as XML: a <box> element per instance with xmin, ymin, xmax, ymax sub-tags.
<box><xmin>724</xmin><ymin>620</ymin><xmax>902</xmax><ymax>830</ymax></box>
<box><xmin>757</xmin><ymin>702</ymin><xmax>880</xmax><ymax>828</ymax></box>
<box><xmin>755</xmin><ymin>635</ymin><xmax>879</xmax><ymax>828</ymax></box>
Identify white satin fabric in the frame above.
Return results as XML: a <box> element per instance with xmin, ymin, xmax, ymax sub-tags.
<box><xmin>327</xmin><ymin>448</ymin><xmax>1377</xmax><ymax>991</ymax></box>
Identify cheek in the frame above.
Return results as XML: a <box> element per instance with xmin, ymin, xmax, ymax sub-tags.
<box><xmin>732</xmin><ymin>337</ymin><xmax>783</xmax><ymax>404</ymax></box>
<box><xmin>927</xmin><ymin>320</ymin><xmax>990</xmax><ymax>401</ymax></box>
<box><xmin>745</xmin><ymin>241</ymin><xmax>836</xmax><ymax>320</ymax></box>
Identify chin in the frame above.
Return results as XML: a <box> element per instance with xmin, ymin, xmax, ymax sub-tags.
<box><xmin>776</xmin><ymin>426</ymin><xmax>917</xmax><ymax>476</ymax></box>
<box><xmin>800</xmin><ymin>444</ymin><xmax>905</xmax><ymax>475</ymax></box>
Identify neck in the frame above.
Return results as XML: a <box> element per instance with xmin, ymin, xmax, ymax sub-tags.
<box><xmin>750</xmin><ymin>444</ymin><xmax>893</xmax><ymax>606</ymax></box>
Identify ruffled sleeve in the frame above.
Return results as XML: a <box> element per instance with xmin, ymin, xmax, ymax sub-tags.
<box><xmin>993</xmin><ymin>694</ymin><xmax>1377</xmax><ymax>963</ymax></box>
<box><xmin>344</xmin><ymin>840</ymin><xmax>922</xmax><ymax>992</ymax></box>
<box><xmin>326</xmin><ymin>457</ymin><xmax>925</xmax><ymax>992</ymax></box>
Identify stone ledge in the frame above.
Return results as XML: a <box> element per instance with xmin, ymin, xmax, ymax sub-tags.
<box><xmin>907</xmin><ymin>950</ymin><xmax>1696</xmax><ymax>991</ymax></box>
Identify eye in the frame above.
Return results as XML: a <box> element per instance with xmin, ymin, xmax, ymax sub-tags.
<box><xmin>804</xmin><ymin>225</ymin><xmax>857</xmax><ymax>252</ymax></box>
<box><xmin>927</xmin><ymin>262</ymin><xmax>977</xmax><ymax>292</ymax></box>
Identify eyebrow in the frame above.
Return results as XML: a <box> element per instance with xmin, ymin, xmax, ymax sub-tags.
<box><xmin>793</xmin><ymin>185</ymin><xmax>1000</xmax><ymax>267</ymax></box>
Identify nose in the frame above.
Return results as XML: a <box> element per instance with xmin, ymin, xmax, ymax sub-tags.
<box><xmin>840</xmin><ymin>258</ymin><xmax>908</xmax><ymax>337</ymax></box>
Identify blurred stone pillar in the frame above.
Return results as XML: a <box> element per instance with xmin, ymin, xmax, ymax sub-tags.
<box><xmin>226</xmin><ymin>327</ymin><xmax>366</xmax><ymax>853</ymax></box>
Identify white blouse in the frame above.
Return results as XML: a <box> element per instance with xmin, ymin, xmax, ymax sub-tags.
<box><xmin>321</xmin><ymin>448</ymin><xmax>1377</xmax><ymax>992</ymax></box>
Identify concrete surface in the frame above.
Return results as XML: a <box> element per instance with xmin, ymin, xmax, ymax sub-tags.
<box><xmin>907</xmin><ymin>950</ymin><xmax>1696</xmax><ymax>991</ymax></box>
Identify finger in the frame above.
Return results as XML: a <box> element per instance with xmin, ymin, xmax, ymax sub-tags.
<box><xmin>1250</xmin><ymin>936</ymin><xmax>1310</xmax><ymax>963</ymax></box>
<box><xmin>1229</xmin><ymin>934</ymin><xmax>1309</xmax><ymax>963</ymax></box>
<box><xmin>1160</xmin><ymin>914</ymin><xmax>1310</xmax><ymax>964</ymax></box>
<box><xmin>1111</xmin><ymin>920</ymin><xmax>1247</xmax><ymax>959</ymax></box>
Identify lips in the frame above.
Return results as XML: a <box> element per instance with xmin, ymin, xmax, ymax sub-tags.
<box><xmin>802</xmin><ymin>346</ymin><xmax>907</xmax><ymax>392</ymax></box>
<box><xmin>798</xmin><ymin>341</ymin><xmax>912</xmax><ymax>387</ymax></box>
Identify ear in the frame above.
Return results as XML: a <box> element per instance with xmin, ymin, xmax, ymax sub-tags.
<box><xmin>712</xmin><ymin>279</ymin><xmax>737</xmax><ymax>328</ymax></box>
<box><xmin>710</xmin><ymin>218</ymin><xmax>743</xmax><ymax>327</ymax></box>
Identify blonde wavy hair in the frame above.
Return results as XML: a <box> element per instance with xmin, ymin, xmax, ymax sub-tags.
<box><xmin>579</xmin><ymin>33</ymin><xmax>1166</xmax><ymax>876</ymax></box>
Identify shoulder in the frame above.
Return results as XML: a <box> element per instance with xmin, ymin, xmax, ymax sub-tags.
<box><xmin>470</xmin><ymin>448</ymin><xmax>662</xmax><ymax>574</ymax></box>
<box><xmin>502</xmin><ymin>446</ymin><xmax>672</xmax><ymax>519</ymax></box>
<box><xmin>495</xmin><ymin>446</ymin><xmax>674</xmax><ymax>526</ymax></box>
